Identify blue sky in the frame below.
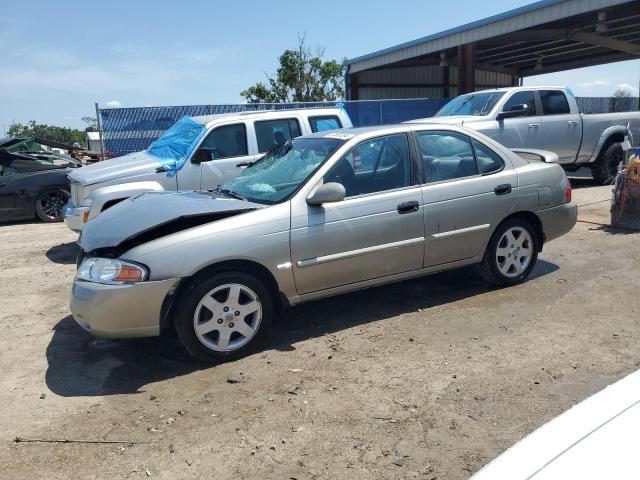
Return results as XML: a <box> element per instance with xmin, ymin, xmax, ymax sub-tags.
<box><xmin>1</xmin><ymin>0</ymin><xmax>638</xmax><ymax>133</ymax></box>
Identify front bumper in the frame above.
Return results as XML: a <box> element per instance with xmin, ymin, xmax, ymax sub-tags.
<box><xmin>70</xmin><ymin>278</ymin><xmax>178</xmax><ymax>338</ymax></box>
<box><xmin>538</xmin><ymin>201</ymin><xmax>578</xmax><ymax>243</ymax></box>
<box><xmin>63</xmin><ymin>201</ymin><xmax>89</xmax><ymax>233</ymax></box>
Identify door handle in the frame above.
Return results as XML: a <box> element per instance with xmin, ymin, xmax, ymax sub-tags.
<box><xmin>397</xmin><ymin>201</ymin><xmax>419</xmax><ymax>214</ymax></box>
<box><xmin>0</xmin><ymin>183</ymin><xmax>6</xmax><ymax>187</ymax></box>
<box><xmin>568</xmin><ymin>120</ymin><xmax>579</xmax><ymax>125</ymax></box>
<box><xmin>494</xmin><ymin>184</ymin><xmax>512</xmax><ymax>195</ymax></box>
<box><xmin>236</xmin><ymin>161</ymin><xmax>254</xmax><ymax>168</ymax></box>
<box><xmin>528</xmin><ymin>123</ymin><xmax>540</xmax><ymax>128</ymax></box>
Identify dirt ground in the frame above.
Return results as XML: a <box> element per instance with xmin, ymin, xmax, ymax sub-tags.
<box><xmin>1</xmin><ymin>178</ymin><xmax>638</xmax><ymax>480</ymax></box>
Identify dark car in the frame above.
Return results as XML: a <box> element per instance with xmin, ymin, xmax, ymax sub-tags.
<box><xmin>0</xmin><ymin>149</ymin><xmax>75</xmax><ymax>223</ymax></box>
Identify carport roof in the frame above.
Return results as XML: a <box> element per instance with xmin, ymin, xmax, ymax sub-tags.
<box><xmin>345</xmin><ymin>0</ymin><xmax>640</xmax><ymax>76</ymax></box>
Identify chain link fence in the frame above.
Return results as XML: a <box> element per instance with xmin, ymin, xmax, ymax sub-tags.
<box><xmin>98</xmin><ymin>97</ymin><xmax>639</xmax><ymax>157</ymax></box>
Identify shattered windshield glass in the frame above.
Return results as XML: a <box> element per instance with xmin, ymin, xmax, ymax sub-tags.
<box><xmin>221</xmin><ymin>137</ymin><xmax>344</xmax><ymax>204</ymax></box>
<box><xmin>436</xmin><ymin>92</ymin><xmax>505</xmax><ymax>117</ymax></box>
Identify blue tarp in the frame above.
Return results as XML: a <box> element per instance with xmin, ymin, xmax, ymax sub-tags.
<box><xmin>146</xmin><ymin>116</ymin><xmax>206</xmax><ymax>176</ymax></box>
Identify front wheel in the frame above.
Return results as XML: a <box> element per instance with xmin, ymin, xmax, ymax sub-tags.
<box><xmin>35</xmin><ymin>187</ymin><xmax>69</xmax><ymax>222</ymax></box>
<box><xmin>477</xmin><ymin>218</ymin><xmax>539</xmax><ymax>287</ymax></box>
<box><xmin>174</xmin><ymin>271</ymin><xmax>273</xmax><ymax>362</ymax></box>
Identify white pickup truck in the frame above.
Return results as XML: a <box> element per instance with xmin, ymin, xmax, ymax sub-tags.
<box><xmin>411</xmin><ymin>86</ymin><xmax>640</xmax><ymax>184</ymax></box>
<box><xmin>64</xmin><ymin>107</ymin><xmax>351</xmax><ymax>232</ymax></box>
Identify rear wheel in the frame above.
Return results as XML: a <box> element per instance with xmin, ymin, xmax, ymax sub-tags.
<box><xmin>35</xmin><ymin>187</ymin><xmax>69</xmax><ymax>222</ymax></box>
<box><xmin>174</xmin><ymin>271</ymin><xmax>273</xmax><ymax>362</ymax></box>
<box><xmin>478</xmin><ymin>218</ymin><xmax>539</xmax><ymax>287</ymax></box>
<box><xmin>592</xmin><ymin>143</ymin><xmax>622</xmax><ymax>185</ymax></box>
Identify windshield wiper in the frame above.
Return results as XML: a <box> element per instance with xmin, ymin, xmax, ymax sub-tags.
<box><xmin>219</xmin><ymin>188</ymin><xmax>247</xmax><ymax>201</ymax></box>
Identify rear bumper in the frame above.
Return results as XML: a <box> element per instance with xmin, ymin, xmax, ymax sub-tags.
<box><xmin>538</xmin><ymin>201</ymin><xmax>578</xmax><ymax>243</ymax></box>
<box><xmin>63</xmin><ymin>201</ymin><xmax>89</xmax><ymax>233</ymax></box>
<box><xmin>70</xmin><ymin>278</ymin><xmax>178</xmax><ymax>338</ymax></box>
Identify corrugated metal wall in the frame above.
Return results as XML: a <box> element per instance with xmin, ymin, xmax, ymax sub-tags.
<box><xmin>356</xmin><ymin>65</ymin><xmax>512</xmax><ymax>99</ymax></box>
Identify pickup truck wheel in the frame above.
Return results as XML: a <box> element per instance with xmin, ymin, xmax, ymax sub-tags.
<box><xmin>478</xmin><ymin>218</ymin><xmax>539</xmax><ymax>287</ymax></box>
<box><xmin>592</xmin><ymin>143</ymin><xmax>622</xmax><ymax>185</ymax></box>
<box><xmin>174</xmin><ymin>271</ymin><xmax>273</xmax><ymax>363</ymax></box>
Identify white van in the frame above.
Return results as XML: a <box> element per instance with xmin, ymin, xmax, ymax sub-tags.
<box><xmin>64</xmin><ymin>107</ymin><xmax>352</xmax><ymax>232</ymax></box>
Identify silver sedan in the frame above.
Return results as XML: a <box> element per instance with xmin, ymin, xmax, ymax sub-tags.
<box><xmin>70</xmin><ymin>124</ymin><xmax>577</xmax><ymax>362</ymax></box>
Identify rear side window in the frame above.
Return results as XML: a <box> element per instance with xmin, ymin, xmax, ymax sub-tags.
<box><xmin>200</xmin><ymin>124</ymin><xmax>248</xmax><ymax>159</ymax></box>
<box><xmin>472</xmin><ymin>139</ymin><xmax>504</xmax><ymax>174</ymax></box>
<box><xmin>539</xmin><ymin>90</ymin><xmax>570</xmax><ymax>115</ymax></box>
<box><xmin>309</xmin><ymin>115</ymin><xmax>342</xmax><ymax>133</ymax></box>
<box><xmin>502</xmin><ymin>91</ymin><xmax>536</xmax><ymax>116</ymax></box>
<box><xmin>255</xmin><ymin>118</ymin><xmax>301</xmax><ymax>153</ymax></box>
<box><xmin>417</xmin><ymin>131</ymin><xmax>478</xmax><ymax>183</ymax></box>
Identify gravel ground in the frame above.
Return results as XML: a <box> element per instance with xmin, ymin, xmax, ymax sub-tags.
<box><xmin>0</xmin><ymin>179</ymin><xmax>638</xmax><ymax>480</ymax></box>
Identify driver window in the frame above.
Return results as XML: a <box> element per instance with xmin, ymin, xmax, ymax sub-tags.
<box><xmin>502</xmin><ymin>91</ymin><xmax>536</xmax><ymax>116</ymax></box>
<box><xmin>324</xmin><ymin>133</ymin><xmax>410</xmax><ymax>197</ymax></box>
<box><xmin>199</xmin><ymin>123</ymin><xmax>248</xmax><ymax>160</ymax></box>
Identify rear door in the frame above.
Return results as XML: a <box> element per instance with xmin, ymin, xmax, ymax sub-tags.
<box><xmin>196</xmin><ymin>122</ymin><xmax>257</xmax><ymax>190</ymax></box>
<box><xmin>307</xmin><ymin>115</ymin><xmax>343</xmax><ymax>133</ymax></box>
<box><xmin>492</xmin><ymin>90</ymin><xmax>543</xmax><ymax>150</ymax></box>
<box><xmin>416</xmin><ymin>129</ymin><xmax>517</xmax><ymax>266</ymax></box>
<box><xmin>537</xmin><ymin>90</ymin><xmax>582</xmax><ymax>164</ymax></box>
<box><xmin>253</xmin><ymin>117</ymin><xmax>302</xmax><ymax>155</ymax></box>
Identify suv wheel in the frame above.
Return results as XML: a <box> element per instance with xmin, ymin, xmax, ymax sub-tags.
<box><xmin>174</xmin><ymin>271</ymin><xmax>273</xmax><ymax>362</ymax></box>
<box><xmin>478</xmin><ymin>218</ymin><xmax>539</xmax><ymax>287</ymax></box>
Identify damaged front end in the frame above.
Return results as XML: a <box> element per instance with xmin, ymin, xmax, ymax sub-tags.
<box><xmin>78</xmin><ymin>190</ymin><xmax>264</xmax><ymax>257</ymax></box>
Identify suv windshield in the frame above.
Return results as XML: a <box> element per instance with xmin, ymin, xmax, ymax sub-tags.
<box><xmin>436</xmin><ymin>92</ymin><xmax>505</xmax><ymax>117</ymax></box>
<box><xmin>222</xmin><ymin>137</ymin><xmax>344</xmax><ymax>204</ymax></box>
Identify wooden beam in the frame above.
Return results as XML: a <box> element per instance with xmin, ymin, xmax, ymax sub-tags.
<box><xmin>570</xmin><ymin>30</ymin><xmax>640</xmax><ymax>56</ymax></box>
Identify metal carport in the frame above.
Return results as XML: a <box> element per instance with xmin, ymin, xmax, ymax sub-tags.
<box><xmin>344</xmin><ymin>0</ymin><xmax>640</xmax><ymax>99</ymax></box>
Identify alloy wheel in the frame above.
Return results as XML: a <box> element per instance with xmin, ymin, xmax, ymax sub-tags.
<box><xmin>496</xmin><ymin>227</ymin><xmax>533</xmax><ymax>278</ymax></box>
<box><xmin>36</xmin><ymin>189</ymin><xmax>69</xmax><ymax>221</ymax></box>
<box><xmin>193</xmin><ymin>283</ymin><xmax>262</xmax><ymax>352</ymax></box>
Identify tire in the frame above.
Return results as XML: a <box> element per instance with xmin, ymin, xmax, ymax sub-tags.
<box><xmin>592</xmin><ymin>143</ymin><xmax>622</xmax><ymax>185</ymax></box>
<box><xmin>477</xmin><ymin>218</ymin><xmax>540</xmax><ymax>287</ymax></box>
<box><xmin>173</xmin><ymin>271</ymin><xmax>273</xmax><ymax>362</ymax></box>
<box><xmin>35</xmin><ymin>187</ymin><xmax>70</xmax><ymax>222</ymax></box>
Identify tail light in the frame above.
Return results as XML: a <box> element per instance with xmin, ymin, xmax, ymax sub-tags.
<box><xmin>565</xmin><ymin>179</ymin><xmax>572</xmax><ymax>204</ymax></box>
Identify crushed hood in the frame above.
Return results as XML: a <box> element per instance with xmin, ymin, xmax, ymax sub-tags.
<box><xmin>68</xmin><ymin>151</ymin><xmax>161</xmax><ymax>186</ymax></box>
<box><xmin>79</xmin><ymin>190</ymin><xmax>264</xmax><ymax>252</ymax></box>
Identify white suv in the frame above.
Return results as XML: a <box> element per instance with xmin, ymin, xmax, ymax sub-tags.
<box><xmin>64</xmin><ymin>107</ymin><xmax>352</xmax><ymax>232</ymax></box>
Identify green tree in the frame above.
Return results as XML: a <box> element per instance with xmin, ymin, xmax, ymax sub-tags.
<box><xmin>8</xmin><ymin>120</ymin><xmax>87</xmax><ymax>146</ymax></box>
<box><xmin>241</xmin><ymin>35</ymin><xmax>345</xmax><ymax>103</ymax></box>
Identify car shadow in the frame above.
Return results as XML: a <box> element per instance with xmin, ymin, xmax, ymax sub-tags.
<box><xmin>45</xmin><ymin>260</ymin><xmax>558</xmax><ymax>397</ymax></box>
<box><xmin>46</xmin><ymin>242</ymin><xmax>79</xmax><ymax>264</ymax></box>
<box><xmin>569</xmin><ymin>177</ymin><xmax>604</xmax><ymax>189</ymax></box>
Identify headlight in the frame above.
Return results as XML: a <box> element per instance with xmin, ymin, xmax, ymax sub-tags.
<box><xmin>76</xmin><ymin>258</ymin><xmax>148</xmax><ymax>284</ymax></box>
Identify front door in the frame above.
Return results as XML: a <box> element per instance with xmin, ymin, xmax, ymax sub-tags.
<box><xmin>180</xmin><ymin>122</ymin><xmax>256</xmax><ymax>191</ymax></box>
<box><xmin>290</xmin><ymin>133</ymin><xmax>425</xmax><ymax>294</ymax></box>
<box><xmin>491</xmin><ymin>89</ymin><xmax>543</xmax><ymax>151</ymax></box>
<box><xmin>416</xmin><ymin>130</ymin><xmax>517</xmax><ymax>266</ymax></box>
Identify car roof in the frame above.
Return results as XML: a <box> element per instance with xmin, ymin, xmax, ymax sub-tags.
<box><xmin>460</xmin><ymin>86</ymin><xmax>568</xmax><ymax>95</ymax></box>
<box><xmin>193</xmin><ymin>107</ymin><xmax>344</xmax><ymax>127</ymax></box>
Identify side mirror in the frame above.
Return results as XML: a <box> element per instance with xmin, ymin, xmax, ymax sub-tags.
<box><xmin>497</xmin><ymin>104</ymin><xmax>528</xmax><ymax>120</ymax></box>
<box><xmin>192</xmin><ymin>148</ymin><xmax>212</xmax><ymax>164</ymax></box>
<box><xmin>306</xmin><ymin>182</ymin><xmax>346</xmax><ymax>206</ymax></box>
